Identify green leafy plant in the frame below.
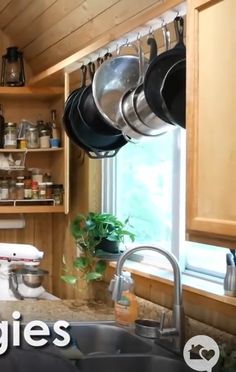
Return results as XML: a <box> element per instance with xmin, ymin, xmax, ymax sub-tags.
<box><xmin>61</xmin><ymin>212</ymin><xmax>135</xmax><ymax>286</ymax></box>
<box><xmin>219</xmin><ymin>344</ymin><xmax>236</xmax><ymax>372</ymax></box>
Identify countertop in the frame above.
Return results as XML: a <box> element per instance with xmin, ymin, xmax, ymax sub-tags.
<box><xmin>0</xmin><ymin>299</ymin><xmax>115</xmax><ymax>322</ymax></box>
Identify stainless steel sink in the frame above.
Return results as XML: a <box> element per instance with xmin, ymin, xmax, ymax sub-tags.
<box><xmin>76</xmin><ymin>354</ymin><xmax>192</xmax><ymax>372</ymax></box>
<box><xmin>59</xmin><ymin>322</ymin><xmax>152</xmax><ymax>355</ymax></box>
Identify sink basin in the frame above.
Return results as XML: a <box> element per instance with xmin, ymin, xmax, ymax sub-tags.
<box><xmin>76</xmin><ymin>354</ymin><xmax>192</xmax><ymax>372</ymax></box>
<box><xmin>62</xmin><ymin>322</ymin><xmax>152</xmax><ymax>355</ymax></box>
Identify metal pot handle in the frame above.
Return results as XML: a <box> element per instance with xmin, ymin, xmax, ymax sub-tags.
<box><xmin>162</xmin><ymin>22</ymin><xmax>171</xmax><ymax>51</ymax></box>
<box><xmin>9</xmin><ymin>272</ymin><xmax>23</xmax><ymax>300</ymax></box>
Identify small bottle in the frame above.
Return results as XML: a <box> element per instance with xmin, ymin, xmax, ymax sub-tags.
<box><xmin>50</xmin><ymin>109</ymin><xmax>60</xmax><ymax>144</ymax></box>
<box><xmin>24</xmin><ymin>177</ymin><xmax>32</xmax><ymax>199</ymax></box>
<box><xmin>0</xmin><ymin>104</ymin><xmax>5</xmax><ymax>148</ymax></box>
<box><xmin>114</xmin><ymin>272</ymin><xmax>138</xmax><ymax>326</ymax></box>
<box><xmin>31</xmin><ymin>181</ymin><xmax>39</xmax><ymax>199</ymax></box>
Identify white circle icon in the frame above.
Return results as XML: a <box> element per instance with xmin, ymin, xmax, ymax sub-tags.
<box><xmin>183</xmin><ymin>335</ymin><xmax>220</xmax><ymax>372</ymax></box>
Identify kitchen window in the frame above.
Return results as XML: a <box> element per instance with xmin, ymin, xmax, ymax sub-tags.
<box><xmin>102</xmin><ymin>127</ymin><xmax>228</xmax><ymax>281</ymax></box>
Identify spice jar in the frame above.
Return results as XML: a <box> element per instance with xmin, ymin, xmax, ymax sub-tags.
<box><xmin>4</xmin><ymin>122</ymin><xmax>17</xmax><ymax>149</ymax></box>
<box><xmin>46</xmin><ymin>182</ymin><xmax>53</xmax><ymax>199</ymax></box>
<box><xmin>31</xmin><ymin>181</ymin><xmax>39</xmax><ymax>199</ymax></box>
<box><xmin>9</xmin><ymin>179</ymin><xmax>16</xmax><ymax>199</ymax></box>
<box><xmin>1</xmin><ymin>179</ymin><xmax>9</xmax><ymax>199</ymax></box>
<box><xmin>52</xmin><ymin>184</ymin><xmax>63</xmax><ymax>205</ymax></box>
<box><xmin>24</xmin><ymin>177</ymin><xmax>32</xmax><ymax>199</ymax></box>
<box><xmin>16</xmin><ymin>182</ymin><xmax>24</xmax><ymax>200</ymax></box>
<box><xmin>38</xmin><ymin>182</ymin><xmax>46</xmax><ymax>199</ymax></box>
<box><xmin>39</xmin><ymin>129</ymin><xmax>50</xmax><ymax>148</ymax></box>
<box><xmin>26</xmin><ymin>127</ymin><xmax>39</xmax><ymax>149</ymax></box>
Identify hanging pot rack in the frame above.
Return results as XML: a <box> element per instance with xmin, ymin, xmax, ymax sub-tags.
<box><xmin>29</xmin><ymin>0</ymin><xmax>186</xmax><ymax>86</ymax></box>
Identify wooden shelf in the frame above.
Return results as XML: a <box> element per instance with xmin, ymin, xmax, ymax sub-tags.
<box><xmin>0</xmin><ymin>86</ymin><xmax>64</xmax><ymax>99</ymax></box>
<box><xmin>0</xmin><ymin>148</ymin><xmax>63</xmax><ymax>153</ymax></box>
<box><xmin>0</xmin><ymin>205</ymin><xmax>64</xmax><ymax>213</ymax></box>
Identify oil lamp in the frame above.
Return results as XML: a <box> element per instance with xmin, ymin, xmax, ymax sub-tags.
<box><xmin>1</xmin><ymin>46</ymin><xmax>25</xmax><ymax>87</ymax></box>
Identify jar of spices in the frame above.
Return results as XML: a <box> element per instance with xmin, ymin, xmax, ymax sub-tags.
<box><xmin>1</xmin><ymin>179</ymin><xmax>9</xmax><ymax>199</ymax></box>
<box><xmin>24</xmin><ymin>177</ymin><xmax>32</xmax><ymax>199</ymax></box>
<box><xmin>4</xmin><ymin>122</ymin><xmax>17</xmax><ymax>149</ymax></box>
<box><xmin>45</xmin><ymin>182</ymin><xmax>53</xmax><ymax>199</ymax></box>
<box><xmin>9</xmin><ymin>179</ymin><xmax>16</xmax><ymax>199</ymax></box>
<box><xmin>31</xmin><ymin>181</ymin><xmax>39</xmax><ymax>199</ymax></box>
<box><xmin>16</xmin><ymin>182</ymin><xmax>24</xmax><ymax>200</ymax></box>
<box><xmin>52</xmin><ymin>184</ymin><xmax>64</xmax><ymax>205</ymax></box>
<box><xmin>38</xmin><ymin>182</ymin><xmax>46</xmax><ymax>199</ymax></box>
<box><xmin>26</xmin><ymin>127</ymin><xmax>39</xmax><ymax>149</ymax></box>
<box><xmin>39</xmin><ymin>129</ymin><xmax>50</xmax><ymax>148</ymax></box>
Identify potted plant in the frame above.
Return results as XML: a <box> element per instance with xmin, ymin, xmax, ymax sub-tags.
<box><xmin>61</xmin><ymin>212</ymin><xmax>135</xmax><ymax>288</ymax></box>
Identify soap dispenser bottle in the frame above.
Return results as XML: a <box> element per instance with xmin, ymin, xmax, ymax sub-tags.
<box><xmin>114</xmin><ymin>271</ymin><xmax>138</xmax><ymax>326</ymax></box>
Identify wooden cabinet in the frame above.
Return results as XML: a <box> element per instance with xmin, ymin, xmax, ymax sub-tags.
<box><xmin>186</xmin><ymin>0</ymin><xmax>236</xmax><ymax>242</ymax></box>
<box><xmin>0</xmin><ymin>86</ymin><xmax>69</xmax><ymax>214</ymax></box>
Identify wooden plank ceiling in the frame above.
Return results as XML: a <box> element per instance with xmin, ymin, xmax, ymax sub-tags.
<box><xmin>0</xmin><ymin>0</ymin><xmax>166</xmax><ymax>76</ymax></box>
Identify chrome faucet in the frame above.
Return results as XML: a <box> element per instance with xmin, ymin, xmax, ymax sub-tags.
<box><xmin>111</xmin><ymin>245</ymin><xmax>185</xmax><ymax>354</ymax></box>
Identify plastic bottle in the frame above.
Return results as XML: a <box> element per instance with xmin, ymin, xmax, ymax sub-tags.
<box><xmin>114</xmin><ymin>271</ymin><xmax>138</xmax><ymax>326</ymax></box>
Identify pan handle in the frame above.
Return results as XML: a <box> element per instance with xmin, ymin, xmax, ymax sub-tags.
<box><xmin>88</xmin><ymin>61</ymin><xmax>96</xmax><ymax>82</ymax></box>
<box><xmin>174</xmin><ymin>16</ymin><xmax>184</xmax><ymax>45</ymax></box>
<box><xmin>81</xmin><ymin>65</ymin><xmax>87</xmax><ymax>87</ymax></box>
<box><xmin>117</xmin><ymin>42</ymin><xmax>139</xmax><ymax>56</ymax></box>
<box><xmin>147</xmin><ymin>36</ymin><xmax>157</xmax><ymax>63</ymax></box>
<box><xmin>162</xmin><ymin>23</ymin><xmax>171</xmax><ymax>51</ymax></box>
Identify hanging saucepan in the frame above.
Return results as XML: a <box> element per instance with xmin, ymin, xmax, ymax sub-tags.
<box><xmin>144</xmin><ymin>16</ymin><xmax>186</xmax><ymax>128</ymax></box>
<box><xmin>92</xmin><ymin>43</ymin><xmax>148</xmax><ymax>129</ymax></box>
<box><xmin>77</xmin><ymin>60</ymin><xmax>121</xmax><ymax>136</ymax></box>
<box><xmin>70</xmin><ymin>62</ymin><xmax>127</xmax><ymax>152</ymax></box>
<box><xmin>63</xmin><ymin>65</ymin><xmax>123</xmax><ymax>158</ymax></box>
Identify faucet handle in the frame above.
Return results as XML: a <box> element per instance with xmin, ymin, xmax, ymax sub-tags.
<box><xmin>159</xmin><ymin>310</ymin><xmax>166</xmax><ymax>331</ymax></box>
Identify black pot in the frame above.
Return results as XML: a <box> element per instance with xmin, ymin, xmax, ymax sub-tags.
<box><xmin>96</xmin><ymin>238</ymin><xmax>120</xmax><ymax>253</ymax></box>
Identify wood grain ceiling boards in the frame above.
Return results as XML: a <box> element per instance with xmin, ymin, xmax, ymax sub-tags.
<box><xmin>0</xmin><ymin>0</ymin><xmax>163</xmax><ymax>75</ymax></box>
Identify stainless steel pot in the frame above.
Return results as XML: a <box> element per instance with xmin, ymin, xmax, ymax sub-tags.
<box><xmin>92</xmin><ymin>43</ymin><xmax>148</xmax><ymax>129</ymax></box>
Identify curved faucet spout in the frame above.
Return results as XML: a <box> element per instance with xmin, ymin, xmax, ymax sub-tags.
<box><xmin>112</xmin><ymin>245</ymin><xmax>185</xmax><ymax>353</ymax></box>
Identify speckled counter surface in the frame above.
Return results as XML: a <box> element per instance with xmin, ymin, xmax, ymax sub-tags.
<box><xmin>0</xmin><ymin>300</ymin><xmax>115</xmax><ymax>322</ymax></box>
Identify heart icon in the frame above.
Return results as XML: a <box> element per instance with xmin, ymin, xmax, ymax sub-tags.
<box><xmin>200</xmin><ymin>348</ymin><xmax>215</xmax><ymax>361</ymax></box>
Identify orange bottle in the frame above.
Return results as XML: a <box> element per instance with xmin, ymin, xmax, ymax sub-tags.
<box><xmin>114</xmin><ymin>272</ymin><xmax>138</xmax><ymax>326</ymax></box>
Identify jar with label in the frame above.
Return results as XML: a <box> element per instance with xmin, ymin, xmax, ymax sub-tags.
<box><xmin>46</xmin><ymin>182</ymin><xmax>53</xmax><ymax>199</ymax></box>
<box><xmin>4</xmin><ymin>122</ymin><xmax>17</xmax><ymax>149</ymax></box>
<box><xmin>38</xmin><ymin>182</ymin><xmax>46</xmax><ymax>199</ymax></box>
<box><xmin>52</xmin><ymin>184</ymin><xmax>64</xmax><ymax>205</ymax></box>
<box><xmin>31</xmin><ymin>181</ymin><xmax>39</xmax><ymax>199</ymax></box>
<box><xmin>24</xmin><ymin>177</ymin><xmax>32</xmax><ymax>199</ymax></box>
<box><xmin>31</xmin><ymin>169</ymin><xmax>43</xmax><ymax>183</ymax></box>
<box><xmin>26</xmin><ymin>127</ymin><xmax>39</xmax><ymax>149</ymax></box>
<box><xmin>9</xmin><ymin>179</ymin><xmax>16</xmax><ymax>200</ymax></box>
<box><xmin>16</xmin><ymin>182</ymin><xmax>24</xmax><ymax>200</ymax></box>
<box><xmin>39</xmin><ymin>129</ymin><xmax>50</xmax><ymax>148</ymax></box>
<box><xmin>1</xmin><ymin>179</ymin><xmax>9</xmax><ymax>199</ymax></box>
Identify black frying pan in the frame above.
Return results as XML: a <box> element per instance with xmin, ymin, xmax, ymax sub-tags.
<box><xmin>144</xmin><ymin>16</ymin><xmax>186</xmax><ymax>128</ymax></box>
<box><xmin>70</xmin><ymin>62</ymin><xmax>127</xmax><ymax>151</ymax></box>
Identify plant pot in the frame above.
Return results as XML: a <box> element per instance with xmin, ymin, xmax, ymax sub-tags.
<box><xmin>96</xmin><ymin>238</ymin><xmax>120</xmax><ymax>253</ymax></box>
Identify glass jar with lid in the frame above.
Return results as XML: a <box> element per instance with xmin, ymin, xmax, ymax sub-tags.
<box><xmin>39</xmin><ymin>129</ymin><xmax>50</xmax><ymax>148</ymax></box>
<box><xmin>52</xmin><ymin>184</ymin><xmax>64</xmax><ymax>205</ymax></box>
<box><xmin>26</xmin><ymin>127</ymin><xmax>39</xmax><ymax>149</ymax></box>
<box><xmin>4</xmin><ymin>122</ymin><xmax>17</xmax><ymax>149</ymax></box>
<box><xmin>16</xmin><ymin>182</ymin><xmax>24</xmax><ymax>200</ymax></box>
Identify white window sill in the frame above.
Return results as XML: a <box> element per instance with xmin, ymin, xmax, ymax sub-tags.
<box><xmin>109</xmin><ymin>260</ymin><xmax>236</xmax><ymax>307</ymax></box>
